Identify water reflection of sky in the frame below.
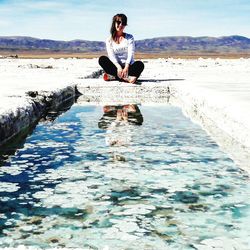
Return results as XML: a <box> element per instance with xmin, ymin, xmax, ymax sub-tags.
<box><xmin>0</xmin><ymin>104</ymin><xmax>249</xmax><ymax>249</ymax></box>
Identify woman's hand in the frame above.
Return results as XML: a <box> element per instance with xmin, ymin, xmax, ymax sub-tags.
<box><xmin>117</xmin><ymin>68</ymin><xmax>123</xmax><ymax>79</ymax></box>
<box><xmin>116</xmin><ymin>64</ymin><xmax>123</xmax><ymax>79</ymax></box>
<box><xmin>121</xmin><ymin>64</ymin><xmax>129</xmax><ymax>78</ymax></box>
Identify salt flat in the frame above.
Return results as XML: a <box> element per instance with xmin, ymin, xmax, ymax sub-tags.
<box><xmin>0</xmin><ymin>57</ymin><xmax>250</xmax><ymax>172</ymax></box>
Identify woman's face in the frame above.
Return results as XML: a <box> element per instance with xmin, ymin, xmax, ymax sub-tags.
<box><xmin>115</xmin><ymin>19</ymin><xmax>126</xmax><ymax>32</ymax></box>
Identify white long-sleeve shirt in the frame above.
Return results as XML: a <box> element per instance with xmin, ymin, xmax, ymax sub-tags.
<box><xmin>106</xmin><ymin>33</ymin><xmax>135</xmax><ymax>68</ymax></box>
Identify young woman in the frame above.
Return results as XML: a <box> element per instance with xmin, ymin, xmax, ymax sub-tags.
<box><xmin>99</xmin><ymin>13</ymin><xmax>144</xmax><ymax>84</ymax></box>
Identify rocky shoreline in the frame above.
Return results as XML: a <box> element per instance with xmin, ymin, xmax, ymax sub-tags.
<box><xmin>0</xmin><ymin>85</ymin><xmax>77</xmax><ymax>147</ymax></box>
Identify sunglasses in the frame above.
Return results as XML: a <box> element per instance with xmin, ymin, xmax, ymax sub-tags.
<box><xmin>116</xmin><ymin>20</ymin><xmax>126</xmax><ymax>26</ymax></box>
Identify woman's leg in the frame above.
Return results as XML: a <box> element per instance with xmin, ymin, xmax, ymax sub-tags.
<box><xmin>128</xmin><ymin>61</ymin><xmax>144</xmax><ymax>78</ymax></box>
<box><xmin>98</xmin><ymin>56</ymin><xmax>118</xmax><ymax>78</ymax></box>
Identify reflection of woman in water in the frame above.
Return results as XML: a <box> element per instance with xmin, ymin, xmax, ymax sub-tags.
<box><xmin>98</xmin><ymin>104</ymin><xmax>143</xmax><ymax>147</ymax></box>
<box><xmin>98</xmin><ymin>104</ymin><xmax>143</xmax><ymax>129</ymax></box>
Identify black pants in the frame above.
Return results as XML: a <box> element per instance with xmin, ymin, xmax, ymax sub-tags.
<box><xmin>99</xmin><ymin>56</ymin><xmax>144</xmax><ymax>79</ymax></box>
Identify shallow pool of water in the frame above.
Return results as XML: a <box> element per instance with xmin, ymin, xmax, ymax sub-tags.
<box><xmin>0</xmin><ymin>104</ymin><xmax>249</xmax><ymax>249</ymax></box>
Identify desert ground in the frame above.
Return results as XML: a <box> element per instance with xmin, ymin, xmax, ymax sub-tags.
<box><xmin>1</xmin><ymin>50</ymin><xmax>250</xmax><ymax>59</ymax></box>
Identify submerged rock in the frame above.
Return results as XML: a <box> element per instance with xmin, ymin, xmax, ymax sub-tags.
<box><xmin>170</xmin><ymin>191</ymin><xmax>199</xmax><ymax>204</ymax></box>
<box><xmin>188</xmin><ymin>204</ymin><xmax>209</xmax><ymax>212</ymax></box>
<box><xmin>48</xmin><ymin>237</ymin><xmax>60</xmax><ymax>244</ymax></box>
<box><xmin>151</xmin><ymin>206</ymin><xmax>174</xmax><ymax>218</ymax></box>
<box><xmin>27</xmin><ymin>216</ymin><xmax>43</xmax><ymax>225</ymax></box>
<box><xmin>113</xmin><ymin>154</ymin><xmax>126</xmax><ymax>162</ymax></box>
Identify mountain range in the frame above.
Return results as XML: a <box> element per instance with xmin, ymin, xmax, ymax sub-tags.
<box><xmin>1</xmin><ymin>35</ymin><xmax>250</xmax><ymax>54</ymax></box>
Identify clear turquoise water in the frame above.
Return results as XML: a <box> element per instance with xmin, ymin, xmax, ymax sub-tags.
<box><xmin>0</xmin><ymin>104</ymin><xmax>249</xmax><ymax>249</ymax></box>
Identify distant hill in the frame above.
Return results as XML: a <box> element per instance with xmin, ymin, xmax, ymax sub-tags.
<box><xmin>0</xmin><ymin>36</ymin><xmax>105</xmax><ymax>52</ymax></box>
<box><xmin>1</xmin><ymin>35</ymin><xmax>250</xmax><ymax>54</ymax></box>
<box><xmin>135</xmin><ymin>35</ymin><xmax>250</xmax><ymax>53</ymax></box>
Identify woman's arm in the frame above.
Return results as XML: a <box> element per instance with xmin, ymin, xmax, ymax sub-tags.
<box><xmin>106</xmin><ymin>38</ymin><xmax>122</xmax><ymax>71</ymax></box>
<box><xmin>122</xmin><ymin>35</ymin><xmax>135</xmax><ymax>78</ymax></box>
<box><xmin>126</xmin><ymin>35</ymin><xmax>135</xmax><ymax>65</ymax></box>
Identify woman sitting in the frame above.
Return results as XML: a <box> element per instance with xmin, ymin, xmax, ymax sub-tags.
<box><xmin>99</xmin><ymin>13</ymin><xmax>144</xmax><ymax>84</ymax></box>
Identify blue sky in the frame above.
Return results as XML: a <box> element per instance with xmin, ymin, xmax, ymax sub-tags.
<box><xmin>0</xmin><ymin>0</ymin><xmax>250</xmax><ymax>41</ymax></box>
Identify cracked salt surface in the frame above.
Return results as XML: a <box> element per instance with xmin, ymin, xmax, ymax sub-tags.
<box><xmin>0</xmin><ymin>104</ymin><xmax>249</xmax><ymax>249</ymax></box>
<box><xmin>0</xmin><ymin>182</ymin><xmax>20</xmax><ymax>192</ymax></box>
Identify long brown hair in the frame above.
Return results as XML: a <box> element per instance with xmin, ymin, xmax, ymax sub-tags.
<box><xmin>110</xmin><ymin>14</ymin><xmax>127</xmax><ymax>40</ymax></box>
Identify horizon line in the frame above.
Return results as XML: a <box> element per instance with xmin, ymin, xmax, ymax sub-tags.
<box><xmin>0</xmin><ymin>34</ymin><xmax>249</xmax><ymax>42</ymax></box>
